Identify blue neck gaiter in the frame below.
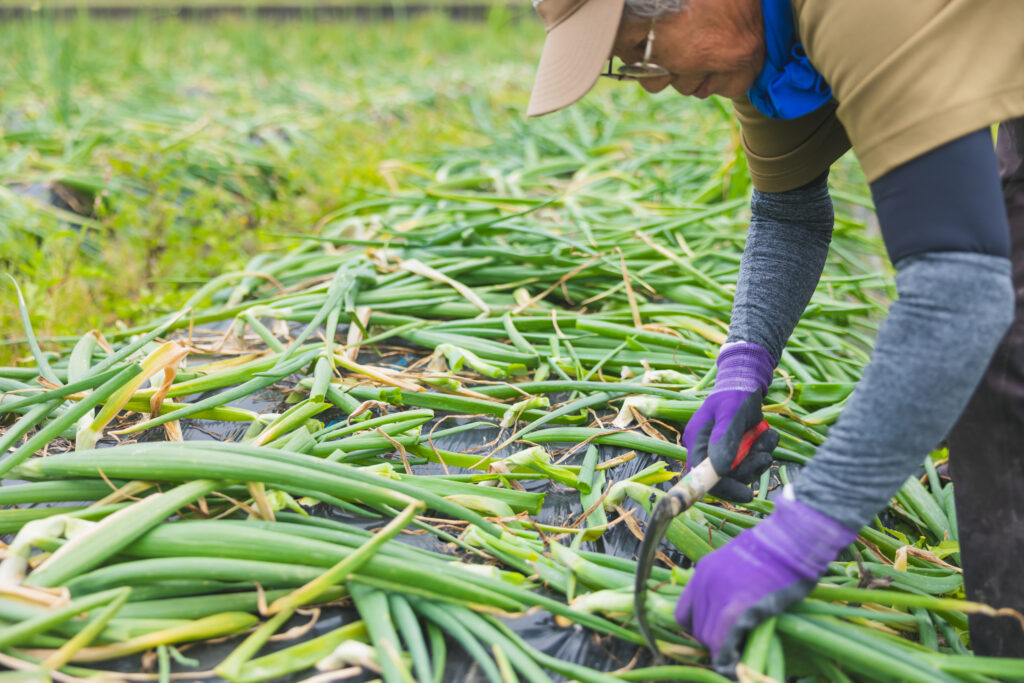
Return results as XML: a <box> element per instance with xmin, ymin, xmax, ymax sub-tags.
<box><xmin>746</xmin><ymin>0</ymin><xmax>831</xmax><ymax>120</ymax></box>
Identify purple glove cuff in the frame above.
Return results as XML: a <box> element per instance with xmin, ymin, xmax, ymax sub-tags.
<box><xmin>712</xmin><ymin>342</ymin><xmax>775</xmax><ymax>395</ymax></box>
<box><xmin>756</xmin><ymin>487</ymin><xmax>858</xmax><ymax>574</ymax></box>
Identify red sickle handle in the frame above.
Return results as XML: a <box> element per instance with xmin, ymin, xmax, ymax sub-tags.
<box><xmin>731</xmin><ymin>419</ymin><xmax>771</xmax><ymax>469</ymax></box>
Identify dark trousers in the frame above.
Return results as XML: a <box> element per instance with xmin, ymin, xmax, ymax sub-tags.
<box><xmin>947</xmin><ymin>117</ymin><xmax>1024</xmax><ymax>657</ymax></box>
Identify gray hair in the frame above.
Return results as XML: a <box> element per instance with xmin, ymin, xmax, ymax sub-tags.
<box><xmin>623</xmin><ymin>0</ymin><xmax>686</xmax><ymax>19</ymax></box>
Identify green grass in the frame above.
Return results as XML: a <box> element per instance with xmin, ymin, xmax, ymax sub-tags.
<box><xmin>0</xmin><ymin>10</ymin><xmax>870</xmax><ymax>365</ymax></box>
<box><xmin>0</xmin><ymin>9</ymin><xmax>544</xmax><ymax>359</ymax></box>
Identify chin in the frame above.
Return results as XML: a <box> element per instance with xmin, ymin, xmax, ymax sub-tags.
<box><xmin>716</xmin><ymin>76</ymin><xmax>755</xmax><ymax>100</ymax></box>
<box><xmin>716</xmin><ymin>85</ymin><xmax>745</xmax><ymax>99</ymax></box>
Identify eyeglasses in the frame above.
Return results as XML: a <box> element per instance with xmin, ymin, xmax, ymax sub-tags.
<box><xmin>601</xmin><ymin>21</ymin><xmax>671</xmax><ymax>81</ymax></box>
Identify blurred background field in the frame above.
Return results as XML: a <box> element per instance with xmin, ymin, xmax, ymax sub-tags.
<box><xmin>0</xmin><ymin>4</ymin><xmax>868</xmax><ymax>363</ymax></box>
<box><xmin>0</xmin><ymin>5</ymin><xmax>533</xmax><ymax>359</ymax></box>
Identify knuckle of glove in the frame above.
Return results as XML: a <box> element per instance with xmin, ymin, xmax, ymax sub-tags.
<box><xmin>708</xmin><ymin>429</ymin><xmax>777</xmax><ymax>503</ymax></box>
<box><xmin>731</xmin><ymin>438</ymin><xmax>776</xmax><ymax>483</ymax></box>
<box><xmin>709</xmin><ymin>477</ymin><xmax>755</xmax><ymax>503</ymax></box>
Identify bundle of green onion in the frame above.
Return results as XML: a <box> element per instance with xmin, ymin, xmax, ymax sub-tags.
<box><xmin>1</xmin><ymin>103</ymin><xmax>1020</xmax><ymax>683</ymax></box>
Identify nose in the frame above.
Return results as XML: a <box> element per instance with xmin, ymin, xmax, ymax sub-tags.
<box><xmin>639</xmin><ymin>76</ymin><xmax>672</xmax><ymax>93</ymax></box>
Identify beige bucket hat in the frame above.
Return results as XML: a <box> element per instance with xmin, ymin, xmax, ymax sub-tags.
<box><xmin>527</xmin><ymin>0</ymin><xmax>627</xmax><ymax>117</ymax></box>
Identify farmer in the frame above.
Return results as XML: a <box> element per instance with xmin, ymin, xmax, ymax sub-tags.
<box><xmin>527</xmin><ymin>0</ymin><xmax>1024</xmax><ymax>673</ymax></box>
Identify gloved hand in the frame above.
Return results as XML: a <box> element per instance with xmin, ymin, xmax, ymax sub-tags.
<box><xmin>675</xmin><ymin>487</ymin><xmax>857</xmax><ymax>674</ymax></box>
<box><xmin>683</xmin><ymin>341</ymin><xmax>778</xmax><ymax>502</ymax></box>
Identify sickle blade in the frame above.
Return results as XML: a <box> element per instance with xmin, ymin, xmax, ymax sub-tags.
<box><xmin>634</xmin><ymin>492</ymin><xmax>683</xmax><ymax>656</ymax></box>
<box><xmin>632</xmin><ymin>420</ymin><xmax>770</xmax><ymax>658</ymax></box>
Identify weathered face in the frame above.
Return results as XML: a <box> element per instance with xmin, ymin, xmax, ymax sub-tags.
<box><xmin>610</xmin><ymin>0</ymin><xmax>765</xmax><ymax>100</ymax></box>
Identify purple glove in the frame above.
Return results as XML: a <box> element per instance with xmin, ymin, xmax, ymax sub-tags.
<box><xmin>683</xmin><ymin>342</ymin><xmax>779</xmax><ymax>502</ymax></box>
<box><xmin>675</xmin><ymin>488</ymin><xmax>857</xmax><ymax>673</ymax></box>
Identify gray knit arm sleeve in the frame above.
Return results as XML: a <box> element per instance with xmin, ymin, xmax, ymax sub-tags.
<box><xmin>727</xmin><ymin>175</ymin><xmax>835</xmax><ymax>361</ymax></box>
<box><xmin>793</xmin><ymin>253</ymin><xmax>1013</xmax><ymax>529</ymax></box>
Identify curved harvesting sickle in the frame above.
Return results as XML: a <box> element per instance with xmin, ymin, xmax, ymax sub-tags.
<box><xmin>633</xmin><ymin>419</ymin><xmax>771</xmax><ymax>655</ymax></box>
